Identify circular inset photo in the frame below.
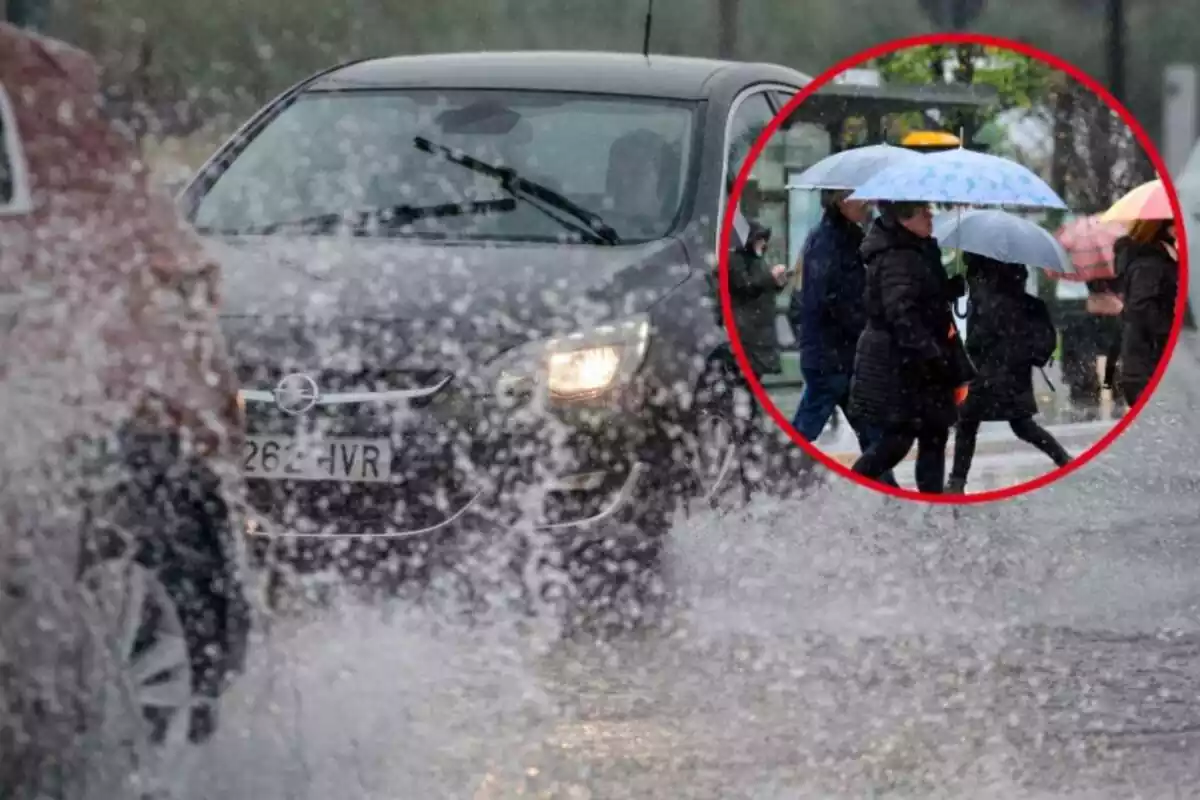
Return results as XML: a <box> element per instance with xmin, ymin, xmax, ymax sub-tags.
<box><xmin>720</xmin><ymin>33</ymin><xmax>1188</xmax><ymax>504</ymax></box>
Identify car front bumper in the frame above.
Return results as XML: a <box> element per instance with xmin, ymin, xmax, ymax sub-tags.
<box><xmin>236</xmin><ymin>379</ymin><xmax>674</xmax><ymax>574</ymax></box>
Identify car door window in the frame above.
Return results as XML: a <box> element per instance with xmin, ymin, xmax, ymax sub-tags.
<box><xmin>0</xmin><ymin>83</ymin><xmax>32</xmax><ymax>215</ymax></box>
<box><xmin>721</xmin><ymin>90</ymin><xmax>774</xmax><ymax>252</ymax></box>
<box><xmin>771</xmin><ymin>90</ymin><xmax>797</xmax><ymax>115</ymax></box>
<box><xmin>725</xmin><ymin>91</ymin><xmax>774</xmax><ymax>193</ymax></box>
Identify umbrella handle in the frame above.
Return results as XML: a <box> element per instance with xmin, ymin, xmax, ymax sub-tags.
<box><xmin>953</xmin><ymin>295</ymin><xmax>970</xmax><ymax>319</ymax></box>
<box><xmin>1038</xmin><ymin>366</ymin><xmax>1056</xmax><ymax>394</ymax></box>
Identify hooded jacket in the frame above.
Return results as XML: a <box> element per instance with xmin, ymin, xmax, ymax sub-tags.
<box><xmin>726</xmin><ymin>223</ymin><xmax>784</xmax><ymax>377</ymax></box>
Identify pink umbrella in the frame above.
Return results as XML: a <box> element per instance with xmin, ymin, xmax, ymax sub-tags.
<box><xmin>1050</xmin><ymin>214</ymin><xmax>1127</xmax><ymax>282</ymax></box>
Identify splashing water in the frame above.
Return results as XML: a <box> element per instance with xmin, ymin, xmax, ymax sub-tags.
<box><xmin>157</xmin><ymin>338</ymin><xmax>1200</xmax><ymax>799</ymax></box>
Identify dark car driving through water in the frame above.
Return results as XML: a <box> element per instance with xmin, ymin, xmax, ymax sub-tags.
<box><xmin>177</xmin><ymin>51</ymin><xmax>813</xmax><ymax>614</ymax></box>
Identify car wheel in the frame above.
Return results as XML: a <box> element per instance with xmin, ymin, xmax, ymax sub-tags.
<box><xmin>78</xmin><ymin>555</ymin><xmax>198</xmax><ymax>786</ymax></box>
<box><xmin>687</xmin><ymin>406</ymin><xmax>741</xmax><ymax>509</ymax></box>
<box><xmin>681</xmin><ymin>361</ymin><xmax>751</xmax><ymax>515</ymax></box>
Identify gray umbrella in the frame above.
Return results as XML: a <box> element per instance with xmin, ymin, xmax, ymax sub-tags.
<box><xmin>933</xmin><ymin>208</ymin><xmax>1076</xmax><ymax>275</ymax></box>
<box><xmin>787</xmin><ymin>143</ymin><xmax>924</xmax><ymax>191</ymax></box>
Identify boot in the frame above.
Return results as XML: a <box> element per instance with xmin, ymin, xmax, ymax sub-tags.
<box><xmin>945</xmin><ymin>476</ymin><xmax>967</xmax><ymax>494</ymax></box>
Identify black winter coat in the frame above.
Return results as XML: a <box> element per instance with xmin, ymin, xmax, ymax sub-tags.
<box><xmin>849</xmin><ymin>217</ymin><xmax>971</xmax><ymax>431</ymax></box>
<box><xmin>959</xmin><ymin>264</ymin><xmax>1052</xmax><ymax>421</ymax></box>
<box><xmin>1115</xmin><ymin>237</ymin><xmax>1178</xmax><ymax>386</ymax></box>
<box><xmin>727</xmin><ymin>245</ymin><xmax>784</xmax><ymax>377</ymax></box>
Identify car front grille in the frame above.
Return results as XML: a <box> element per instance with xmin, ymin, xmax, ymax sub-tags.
<box><xmin>236</xmin><ymin>359</ymin><xmax>484</xmax><ymax>535</ymax></box>
<box><xmin>237</xmin><ymin>363</ymin><xmax>452</xmax><ymax>397</ymax></box>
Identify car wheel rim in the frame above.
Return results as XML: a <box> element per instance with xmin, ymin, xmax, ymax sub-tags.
<box><xmin>81</xmin><ymin>558</ymin><xmax>195</xmax><ymax>776</ymax></box>
<box><xmin>691</xmin><ymin>411</ymin><xmax>738</xmax><ymax>505</ymax></box>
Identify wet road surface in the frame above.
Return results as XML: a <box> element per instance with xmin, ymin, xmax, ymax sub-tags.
<box><xmin>182</xmin><ymin>335</ymin><xmax>1200</xmax><ymax>799</ymax></box>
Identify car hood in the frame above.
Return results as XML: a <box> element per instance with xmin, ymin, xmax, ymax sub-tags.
<box><xmin>207</xmin><ymin>234</ymin><xmax>690</xmax><ymax>379</ymax></box>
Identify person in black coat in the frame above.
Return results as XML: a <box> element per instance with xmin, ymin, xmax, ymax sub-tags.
<box><xmin>1114</xmin><ymin>218</ymin><xmax>1179</xmax><ymax>407</ymax></box>
<box><xmin>946</xmin><ymin>256</ymin><xmax>1072</xmax><ymax>493</ymax></box>
<box><xmin>848</xmin><ymin>201</ymin><xmax>971</xmax><ymax>493</ymax></box>
<box><xmin>727</xmin><ymin>222</ymin><xmax>788</xmax><ymax>380</ymax></box>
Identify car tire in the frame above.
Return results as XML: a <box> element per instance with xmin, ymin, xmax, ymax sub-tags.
<box><xmin>679</xmin><ymin>357</ymin><xmax>753</xmax><ymax>515</ymax></box>
<box><xmin>77</xmin><ymin>553</ymin><xmax>201</xmax><ymax>785</ymax></box>
<box><xmin>76</xmin><ymin>433</ymin><xmax>251</xmax><ymax>756</ymax></box>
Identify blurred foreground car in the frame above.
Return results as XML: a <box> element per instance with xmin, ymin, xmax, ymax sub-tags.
<box><xmin>178</xmin><ymin>52</ymin><xmax>813</xmax><ymax>606</ymax></box>
<box><xmin>0</xmin><ymin>23</ymin><xmax>250</xmax><ymax>786</ymax></box>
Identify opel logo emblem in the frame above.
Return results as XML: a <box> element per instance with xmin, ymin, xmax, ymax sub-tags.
<box><xmin>274</xmin><ymin>373</ymin><xmax>320</xmax><ymax>415</ymax></box>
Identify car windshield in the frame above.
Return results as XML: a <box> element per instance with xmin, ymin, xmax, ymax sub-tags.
<box><xmin>190</xmin><ymin>89</ymin><xmax>697</xmax><ymax>244</ymax></box>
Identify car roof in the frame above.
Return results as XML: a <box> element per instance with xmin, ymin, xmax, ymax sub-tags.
<box><xmin>307</xmin><ymin>51</ymin><xmax>809</xmax><ymax>100</ymax></box>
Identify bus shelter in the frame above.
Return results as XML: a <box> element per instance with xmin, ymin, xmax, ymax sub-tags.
<box><xmin>745</xmin><ymin>80</ymin><xmax>1000</xmax><ymax>270</ymax></box>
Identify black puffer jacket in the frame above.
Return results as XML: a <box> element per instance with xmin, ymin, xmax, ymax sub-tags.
<box><xmin>849</xmin><ymin>216</ymin><xmax>971</xmax><ymax>431</ymax></box>
<box><xmin>959</xmin><ymin>259</ymin><xmax>1052</xmax><ymax>421</ymax></box>
<box><xmin>1115</xmin><ymin>236</ymin><xmax>1178</xmax><ymax>386</ymax></box>
<box><xmin>727</xmin><ymin>223</ymin><xmax>784</xmax><ymax>378</ymax></box>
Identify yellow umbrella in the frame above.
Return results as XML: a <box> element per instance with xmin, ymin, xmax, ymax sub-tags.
<box><xmin>1100</xmin><ymin>178</ymin><xmax>1175</xmax><ymax>222</ymax></box>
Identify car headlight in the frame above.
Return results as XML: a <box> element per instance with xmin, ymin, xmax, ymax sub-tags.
<box><xmin>546</xmin><ymin>347</ymin><xmax>622</xmax><ymax>397</ymax></box>
<box><xmin>489</xmin><ymin>314</ymin><xmax>651</xmax><ymax>403</ymax></box>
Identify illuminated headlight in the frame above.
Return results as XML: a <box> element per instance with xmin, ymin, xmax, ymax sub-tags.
<box><xmin>546</xmin><ymin>347</ymin><xmax>622</xmax><ymax>397</ymax></box>
<box><xmin>490</xmin><ymin>314</ymin><xmax>651</xmax><ymax>403</ymax></box>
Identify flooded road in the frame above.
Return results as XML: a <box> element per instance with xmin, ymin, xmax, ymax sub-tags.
<box><xmin>181</xmin><ymin>335</ymin><xmax>1200</xmax><ymax>799</ymax></box>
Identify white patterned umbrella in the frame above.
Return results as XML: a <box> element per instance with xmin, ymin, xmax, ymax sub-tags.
<box><xmin>849</xmin><ymin>148</ymin><xmax>1068</xmax><ymax>210</ymax></box>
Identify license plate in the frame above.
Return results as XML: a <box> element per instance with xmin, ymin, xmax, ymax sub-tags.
<box><xmin>241</xmin><ymin>435</ymin><xmax>392</xmax><ymax>482</ymax></box>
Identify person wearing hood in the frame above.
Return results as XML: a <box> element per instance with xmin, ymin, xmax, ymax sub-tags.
<box><xmin>847</xmin><ymin>201</ymin><xmax>971</xmax><ymax>493</ymax></box>
<box><xmin>946</xmin><ymin>256</ymin><xmax>1072</xmax><ymax>493</ymax></box>
<box><xmin>1114</xmin><ymin>218</ymin><xmax>1179</xmax><ymax>406</ymax></box>
<box><xmin>788</xmin><ymin>189</ymin><xmax>896</xmax><ymax>487</ymax></box>
<box><xmin>727</xmin><ymin>222</ymin><xmax>789</xmax><ymax>380</ymax></box>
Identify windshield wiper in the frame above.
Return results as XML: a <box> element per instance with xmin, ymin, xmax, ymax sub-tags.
<box><xmin>216</xmin><ymin>198</ymin><xmax>518</xmax><ymax>236</ymax></box>
<box><xmin>413</xmin><ymin>136</ymin><xmax>621</xmax><ymax>246</ymax></box>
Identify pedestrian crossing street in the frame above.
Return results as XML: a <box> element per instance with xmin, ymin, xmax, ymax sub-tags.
<box><xmin>840</xmin><ymin>448</ymin><xmax>1087</xmax><ymax>494</ymax></box>
<box><xmin>817</xmin><ymin>417</ymin><xmax>1114</xmax><ymax>495</ymax></box>
<box><xmin>764</xmin><ymin>377</ymin><xmax>1126</xmax><ymax>495</ymax></box>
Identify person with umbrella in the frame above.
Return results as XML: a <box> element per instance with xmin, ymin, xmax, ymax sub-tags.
<box><xmin>784</xmin><ymin>144</ymin><xmax>920</xmax><ymax>483</ymax></box>
<box><xmin>1102</xmin><ymin>179</ymin><xmax>1180</xmax><ymax>407</ymax></box>
<box><xmin>931</xmin><ymin>207</ymin><xmax>1081</xmax><ymax>491</ymax></box>
<box><xmin>845</xmin><ymin>200</ymin><xmax>971</xmax><ymax>492</ymax></box>
<box><xmin>1054</xmin><ymin>214</ymin><xmax>1129</xmax><ymax>411</ymax></box>
<box><xmin>843</xmin><ymin>145</ymin><xmax>1070</xmax><ymax>492</ymax></box>
<box><xmin>1112</xmin><ymin>218</ymin><xmax>1179</xmax><ymax>406</ymax></box>
<box><xmin>788</xmin><ymin>189</ymin><xmax>898</xmax><ymax>487</ymax></box>
<box><xmin>946</xmin><ymin>255</ymin><xmax>1072</xmax><ymax>493</ymax></box>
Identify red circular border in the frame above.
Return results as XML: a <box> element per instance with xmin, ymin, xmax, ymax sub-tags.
<box><xmin>719</xmin><ymin>31</ymin><xmax>1191</xmax><ymax>505</ymax></box>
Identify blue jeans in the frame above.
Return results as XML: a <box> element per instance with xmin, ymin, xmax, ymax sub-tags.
<box><xmin>792</xmin><ymin>367</ymin><xmax>898</xmax><ymax>487</ymax></box>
